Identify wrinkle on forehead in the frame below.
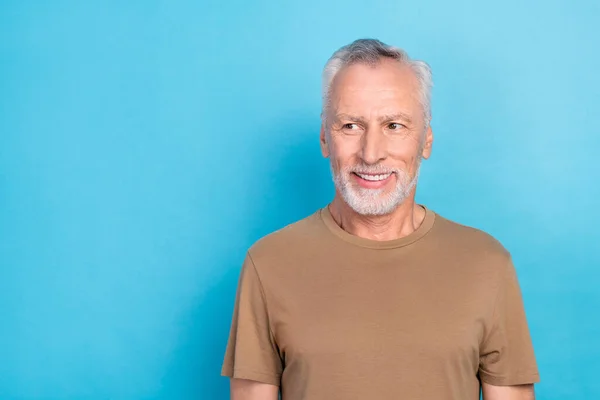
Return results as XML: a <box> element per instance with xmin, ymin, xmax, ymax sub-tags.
<box><xmin>328</xmin><ymin>61</ymin><xmax>424</xmax><ymax>126</ymax></box>
<box><xmin>331</xmin><ymin>60</ymin><xmax>419</xmax><ymax>94</ymax></box>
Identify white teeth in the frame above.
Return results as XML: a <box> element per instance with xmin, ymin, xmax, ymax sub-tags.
<box><xmin>356</xmin><ymin>173</ymin><xmax>391</xmax><ymax>181</ymax></box>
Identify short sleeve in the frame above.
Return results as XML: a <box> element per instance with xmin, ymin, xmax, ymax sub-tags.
<box><xmin>221</xmin><ymin>254</ymin><xmax>283</xmax><ymax>386</ymax></box>
<box><xmin>479</xmin><ymin>256</ymin><xmax>540</xmax><ymax>385</ymax></box>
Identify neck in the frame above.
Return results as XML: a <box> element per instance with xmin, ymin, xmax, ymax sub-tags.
<box><xmin>328</xmin><ymin>194</ymin><xmax>426</xmax><ymax>241</ymax></box>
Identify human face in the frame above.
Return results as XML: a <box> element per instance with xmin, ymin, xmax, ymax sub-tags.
<box><xmin>320</xmin><ymin>59</ymin><xmax>433</xmax><ymax>216</ymax></box>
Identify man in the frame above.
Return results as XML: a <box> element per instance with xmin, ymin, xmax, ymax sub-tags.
<box><xmin>221</xmin><ymin>38</ymin><xmax>540</xmax><ymax>400</ymax></box>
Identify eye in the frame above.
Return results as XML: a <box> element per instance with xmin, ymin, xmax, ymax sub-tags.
<box><xmin>388</xmin><ymin>122</ymin><xmax>405</xmax><ymax>130</ymax></box>
<box><xmin>342</xmin><ymin>123</ymin><xmax>359</xmax><ymax>130</ymax></box>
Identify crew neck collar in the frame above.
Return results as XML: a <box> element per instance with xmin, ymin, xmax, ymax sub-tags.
<box><xmin>319</xmin><ymin>204</ymin><xmax>436</xmax><ymax>249</ymax></box>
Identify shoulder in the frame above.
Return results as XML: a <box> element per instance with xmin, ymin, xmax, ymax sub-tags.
<box><xmin>247</xmin><ymin>208</ymin><xmax>326</xmax><ymax>267</ymax></box>
<box><xmin>429</xmin><ymin>210</ymin><xmax>519</xmax><ymax>296</ymax></box>
<box><xmin>429</xmin><ymin>211</ymin><xmax>514</xmax><ymax>278</ymax></box>
<box><xmin>433</xmin><ymin>211</ymin><xmax>510</xmax><ymax>256</ymax></box>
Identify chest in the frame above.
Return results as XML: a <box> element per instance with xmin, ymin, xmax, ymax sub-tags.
<box><xmin>269</xmin><ymin>260</ymin><xmax>489</xmax><ymax>372</ymax></box>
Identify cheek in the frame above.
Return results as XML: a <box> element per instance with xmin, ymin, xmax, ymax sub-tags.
<box><xmin>330</xmin><ymin>136</ymin><xmax>362</xmax><ymax>165</ymax></box>
<box><xmin>386</xmin><ymin>138</ymin><xmax>423</xmax><ymax>170</ymax></box>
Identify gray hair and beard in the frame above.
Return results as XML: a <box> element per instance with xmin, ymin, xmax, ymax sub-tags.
<box><xmin>331</xmin><ymin>162</ymin><xmax>420</xmax><ymax>216</ymax></box>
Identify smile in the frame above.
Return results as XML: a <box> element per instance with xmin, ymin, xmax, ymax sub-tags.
<box><xmin>354</xmin><ymin>172</ymin><xmax>393</xmax><ymax>182</ymax></box>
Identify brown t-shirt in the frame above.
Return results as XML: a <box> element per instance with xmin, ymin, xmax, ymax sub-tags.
<box><xmin>221</xmin><ymin>206</ymin><xmax>540</xmax><ymax>399</ymax></box>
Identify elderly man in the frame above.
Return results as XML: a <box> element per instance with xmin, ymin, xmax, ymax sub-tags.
<box><xmin>221</xmin><ymin>39</ymin><xmax>539</xmax><ymax>400</ymax></box>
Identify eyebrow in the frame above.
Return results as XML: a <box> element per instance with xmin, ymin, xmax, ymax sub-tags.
<box><xmin>334</xmin><ymin>114</ymin><xmax>367</xmax><ymax>124</ymax></box>
<box><xmin>334</xmin><ymin>113</ymin><xmax>413</xmax><ymax>125</ymax></box>
<box><xmin>378</xmin><ymin>113</ymin><xmax>413</xmax><ymax>124</ymax></box>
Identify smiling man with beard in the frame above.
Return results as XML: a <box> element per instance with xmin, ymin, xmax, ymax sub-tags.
<box><xmin>221</xmin><ymin>39</ymin><xmax>540</xmax><ymax>400</ymax></box>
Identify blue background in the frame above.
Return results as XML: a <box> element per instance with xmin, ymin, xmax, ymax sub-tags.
<box><xmin>1</xmin><ymin>0</ymin><xmax>599</xmax><ymax>398</ymax></box>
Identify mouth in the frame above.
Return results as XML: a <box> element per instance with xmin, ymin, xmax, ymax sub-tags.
<box><xmin>353</xmin><ymin>172</ymin><xmax>393</xmax><ymax>181</ymax></box>
<box><xmin>351</xmin><ymin>171</ymin><xmax>394</xmax><ymax>189</ymax></box>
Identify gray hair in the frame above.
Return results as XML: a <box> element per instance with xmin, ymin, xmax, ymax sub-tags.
<box><xmin>322</xmin><ymin>38</ymin><xmax>433</xmax><ymax>128</ymax></box>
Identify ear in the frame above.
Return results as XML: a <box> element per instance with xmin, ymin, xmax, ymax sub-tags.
<box><xmin>320</xmin><ymin>123</ymin><xmax>330</xmax><ymax>158</ymax></box>
<box><xmin>421</xmin><ymin>125</ymin><xmax>433</xmax><ymax>160</ymax></box>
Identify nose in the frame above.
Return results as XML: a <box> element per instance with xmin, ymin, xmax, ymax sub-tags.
<box><xmin>360</xmin><ymin>127</ymin><xmax>387</xmax><ymax>165</ymax></box>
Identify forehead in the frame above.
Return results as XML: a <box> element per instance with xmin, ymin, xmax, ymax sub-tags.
<box><xmin>330</xmin><ymin>59</ymin><xmax>421</xmax><ymax>115</ymax></box>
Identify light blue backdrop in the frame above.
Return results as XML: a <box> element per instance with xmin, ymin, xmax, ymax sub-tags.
<box><xmin>1</xmin><ymin>0</ymin><xmax>599</xmax><ymax>399</ymax></box>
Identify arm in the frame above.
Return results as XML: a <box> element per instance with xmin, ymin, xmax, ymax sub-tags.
<box><xmin>479</xmin><ymin>256</ymin><xmax>540</xmax><ymax>395</ymax></box>
<box><xmin>482</xmin><ymin>383</ymin><xmax>535</xmax><ymax>400</ymax></box>
<box><xmin>231</xmin><ymin>378</ymin><xmax>279</xmax><ymax>400</ymax></box>
<box><xmin>222</xmin><ymin>255</ymin><xmax>283</xmax><ymax>398</ymax></box>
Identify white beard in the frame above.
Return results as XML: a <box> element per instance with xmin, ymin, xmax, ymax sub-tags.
<box><xmin>331</xmin><ymin>162</ymin><xmax>420</xmax><ymax>216</ymax></box>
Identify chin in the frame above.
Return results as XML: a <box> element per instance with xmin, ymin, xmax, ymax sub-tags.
<box><xmin>343</xmin><ymin>191</ymin><xmax>404</xmax><ymax>216</ymax></box>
